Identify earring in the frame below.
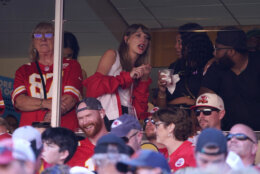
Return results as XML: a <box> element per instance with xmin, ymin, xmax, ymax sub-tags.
<box><xmin>33</xmin><ymin>48</ymin><xmax>37</xmax><ymax>53</ymax></box>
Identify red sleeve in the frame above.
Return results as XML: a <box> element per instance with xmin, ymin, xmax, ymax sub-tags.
<box><xmin>0</xmin><ymin>90</ymin><xmax>4</xmax><ymax>114</ymax></box>
<box><xmin>12</xmin><ymin>65</ymin><xmax>28</xmax><ymax>105</ymax></box>
<box><xmin>133</xmin><ymin>78</ymin><xmax>152</xmax><ymax>120</ymax></box>
<box><xmin>63</xmin><ymin>60</ymin><xmax>83</xmax><ymax>101</ymax></box>
<box><xmin>83</xmin><ymin>71</ymin><xmax>133</xmax><ymax>98</ymax></box>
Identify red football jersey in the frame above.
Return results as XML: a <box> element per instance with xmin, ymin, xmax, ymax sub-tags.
<box><xmin>0</xmin><ymin>89</ymin><xmax>5</xmax><ymax>114</ymax></box>
<box><xmin>168</xmin><ymin>141</ymin><xmax>196</xmax><ymax>172</ymax></box>
<box><xmin>12</xmin><ymin>59</ymin><xmax>82</xmax><ymax>130</ymax></box>
<box><xmin>0</xmin><ymin>133</ymin><xmax>11</xmax><ymax>141</ymax></box>
<box><xmin>67</xmin><ymin>138</ymin><xmax>95</xmax><ymax>169</ymax></box>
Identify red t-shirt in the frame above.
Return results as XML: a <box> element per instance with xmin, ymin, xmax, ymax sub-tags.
<box><xmin>159</xmin><ymin>147</ymin><xmax>168</xmax><ymax>158</ymax></box>
<box><xmin>67</xmin><ymin>138</ymin><xmax>95</xmax><ymax>169</ymax></box>
<box><xmin>12</xmin><ymin>59</ymin><xmax>82</xmax><ymax>130</ymax></box>
<box><xmin>168</xmin><ymin>141</ymin><xmax>196</xmax><ymax>172</ymax></box>
<box><xmin>0</xmin><ymin>133</ymin><xmax>11</xmax><ymax>141</ymax></box>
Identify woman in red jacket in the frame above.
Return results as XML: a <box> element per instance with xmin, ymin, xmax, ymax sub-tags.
<box><xmin>84</xmin><ymin>24</ymin><xmax>152</xmax><ymax>122</ymax></box>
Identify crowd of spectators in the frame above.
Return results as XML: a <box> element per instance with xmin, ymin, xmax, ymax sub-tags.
<box><xmin>0</xmin><ymin>21</ymin><xmax>260</xmax><ymax>174</ymax></box>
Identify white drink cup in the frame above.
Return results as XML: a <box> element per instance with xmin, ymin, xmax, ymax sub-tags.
<box><xmin>159</xmin><ymin>69</ymin><xmax>174</xmax><ymax>85</ymax></box>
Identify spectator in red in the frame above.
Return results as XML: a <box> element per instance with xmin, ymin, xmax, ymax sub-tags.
<box><xmin>67</xmin><ymin>97</ymin><xmax>108</xmax><ymax>169</ymax></box>
<box><xmin>83</xmin><ymin>24</ymin><xmax>152</xmax><ymax>124</ymax></box>
<box><xmin>12</xmin><ymin>22</ymin><xmax>82</xmax><ymax>130</ymax></box>
<box><xmin>153</xmin><ymin>108</ymin><xmax>196</xmax><ymax>172</ymax></box>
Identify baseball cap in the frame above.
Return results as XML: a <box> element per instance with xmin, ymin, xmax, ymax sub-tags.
<box><xmin>191</xmin><ymin>93</ymin><xmax>224</xmax><ymax>111</ymax></box>
<box><xmin>116</xmin><ymin>150</ymin><xmax>171</xmax><ymax>174</ymax></box>
<box><xmin>0</xmin><ymin>138</ymin><xmax>35</xmax><ymax>164</ymax></box>
<box><xmin>76</xmin><ymin>97</ymin><xmax>103</xmax><ymax>113</ymax></box>
<box><xmin>94</xmin><ymin>133</ymin><xmax>128</xmax><ymax>154</ymax></box>
<box><xmin>110</xmin><ymin>114</ymin><xmax>141</xmax><ymax>137</ymax></box>
<box><xmin>216</xmin><ymin>26</ymin><xmax>247</xmax><ymax>51</ymax></box>
<box><xmin>246</xmin><ymin>28</ymin><xmax>260</xmax><ymax>39</ymax></box>
<box><xmin>196</xmin><ymin>128</ymin><xmax>227</xmax><ymax>155</ymax></box>
<box><xmin>70</xmin><ymin>166</ymin><xmax>95</xmax><ymax>174</ymax></box>
<box><xmin>12</xmin><ymin>126</ymin><xmax>42</xmax><ymax>158</ymax></box>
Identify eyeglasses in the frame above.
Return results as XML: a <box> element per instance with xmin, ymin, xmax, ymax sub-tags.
<box><xmin>122</xmin><ymin>131</ymin><xmax>139</xmax><ymax>143</ymax></box>
<box><xmin>226</xmin><ymin>133</ymin><xmax>256</xmax><ymax>143</ymax></box>
<box><xmin>213</xmin><ymin>45</ymin><xmax>233</xmax><ymax>51</ymax></box>
<box><xmin>195</xmin><ymin>108</ymin><xmax>219</xmax><ymax>116</ymax></box>
<box><xmin>154</xmin><ymin>121</ymin><xmax>164</xmax><ymax>128</ymax></box>
<box><xmin>33</xmin><ymin>33</ymin><xmax>54</xmax><ymax>39</ymax></box>
<box><xmin>144</xmin><ymin>118</ymin><xmax>155</xmax><ymax>124</ymax></box>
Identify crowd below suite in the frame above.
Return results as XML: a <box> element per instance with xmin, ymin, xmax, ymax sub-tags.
<box><xmin>0</xmin><ymin>21</ymin><xmax>260</xmax><ymax>174</ymax></box>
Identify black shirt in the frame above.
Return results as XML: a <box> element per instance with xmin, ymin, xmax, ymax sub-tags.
<box><xmin>202</xmin><ymin>52</ymin><xmax>260</xmax><ymax>130</ymax></box>
<box><xmin>166</xmin><ymin>59</ymin><xmax>203</xmax><ymax>103</ymax></box>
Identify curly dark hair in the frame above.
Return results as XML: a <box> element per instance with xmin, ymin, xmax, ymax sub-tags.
<box><xmin>178</xmin><ymin>23</ymin><xmax>214</xmax><ymax>74</ymax></box>
<box><xmin>152</xmin><ymin>108</ymin><xmax>193</xmax><ymax>141</ymax></box>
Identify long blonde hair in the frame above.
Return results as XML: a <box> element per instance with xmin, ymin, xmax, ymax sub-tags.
<box><xmin>29</xmin><ymin>22</ymin><xmax>54</xmax><ymax>61</ymax></box>
<box><xmin>118</xmin><ymin>24</ymin><xmax>151</xmax><ymax>72</ymax></box>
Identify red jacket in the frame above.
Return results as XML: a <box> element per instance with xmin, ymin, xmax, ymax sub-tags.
<box><xmin>83</xmin><ymin>71</ymin><xmax>151</xmax><ymax>120</ymax></box>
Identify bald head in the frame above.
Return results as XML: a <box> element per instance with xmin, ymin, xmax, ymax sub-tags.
<box><xmin>227</xmin><ymin>124</ymin><xmax>258</xmax><ymax>166</ymax></box>
<box><xmin>230</xmin><ymin>124</ymin><xmax>257</xmax><ymax>143</ymax></box>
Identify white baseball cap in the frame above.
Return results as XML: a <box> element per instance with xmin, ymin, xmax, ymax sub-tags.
<box><xmin>191</xmin><ymin>93</ymin><xmax>225</xmax><ymax>111</ymax></box>
<box><xmin>0</xmin><ymin>138</ymin><xmax>35</xmax><ymax>164</ymax></box>
<box><xmin>12</xmin><ymin>126</ymin><xmax>42</xmax><ymax>157</ymax></box>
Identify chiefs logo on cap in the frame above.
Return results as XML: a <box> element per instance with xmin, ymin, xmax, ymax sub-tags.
<box><xmin>111</xmin><ymin>120</ymin><xmax>122</xmax><ymax>128</ymax></box>
<box><xmin>197</xmin><ymin>95</ymin><xmax>208</xmax><ymax>104</ymax></box>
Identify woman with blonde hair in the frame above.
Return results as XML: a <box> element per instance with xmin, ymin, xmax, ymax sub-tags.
<box><xmin>12</xmin><ymin>22</ymin><xmax>82</xmax><ymax>130</ymax></box>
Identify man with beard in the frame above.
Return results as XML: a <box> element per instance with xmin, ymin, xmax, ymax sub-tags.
<box><xmin>227</xmin><ymin>124</ymin><xmax>258</xmax><ymax>166</ymax></box>
<box><xmin>67</xmin><ymin>97</ymin><xmax>108</xmax><ymax>168</ymax></box>
<box><xmin>143</xmin><ymin>115</ymin><xmax>168</xmax><ymax>157</ymax></box>
<box><xmin>191</xmin><ymin>93</ymin><xmax>225</xmax><ymax>130</ymax></box>
<box><xmin>200</xmin><ymin>26</ymin><xmax>260</xmax><ymax>130</ymax></box>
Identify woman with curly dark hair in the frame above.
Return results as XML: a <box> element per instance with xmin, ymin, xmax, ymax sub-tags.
<box><xmin>152</xmin><ymin>108</ymin><xmax>196</xmax><ymax>172</ymax></box>
<box><xmin>157</xmin><ymin>23</ymin><xmax>214</xmax><ymax>110</ymax></box>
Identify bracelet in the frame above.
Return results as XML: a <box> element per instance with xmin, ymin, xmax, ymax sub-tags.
<box><xmin>40</xmin><ymin>99</ymin><xmax>44</xmax><ymax>109</ymax></box>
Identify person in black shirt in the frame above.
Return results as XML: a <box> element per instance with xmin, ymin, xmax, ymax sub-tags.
<box><xmin>157</xmin><ymin>23</ymin><xmax>214</xmax><ymax>111</ymax></box>
<box><xmin>200</xmin><ymin>26</ymin><xmax>260</xmax><ymax>131</ymax></box>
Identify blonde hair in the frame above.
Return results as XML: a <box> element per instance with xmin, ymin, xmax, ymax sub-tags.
<box><xmin>29</xmin><ymin>22</ymin><xmax>54</xmax><ymax>61</ymax></box>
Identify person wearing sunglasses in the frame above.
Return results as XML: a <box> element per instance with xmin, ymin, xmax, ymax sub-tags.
<box><xmin>110</xmin><ymin>114</ymin><xmax>143</xmax><ymax>153</ymax></box>
<box><xmin>191</xmin><ymin>93</ymin><xmax>225</xmax><ymax>130</ymax></box>
<box><xmin>142</xmin><ymin>115</ymin><xmax>168</xmax><ymax>157</ymax></box>
<box><xmin>227</xmin><ymin>124</ymin><xmax>258</xmax><ymax>167</ymax></box>
<box><xmin>12</xmin><ymin>22</ymin><xmax>83</xmax><ymax>131</ymax></box>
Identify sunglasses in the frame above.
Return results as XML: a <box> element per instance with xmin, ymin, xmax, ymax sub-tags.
<box><xmin>144</xmin><ymin>118</ymin><xmax>155</xmax><ymax>124</ymax></box>
<box><xmin>195</xmin><ymin>108</ymin><xmax>219</xmax><ymax>116</ymax></box>
<box><xmin>33</xmin><ymin>33</ymin><xmax>54</xmax><ymax>39</ymax></box>
<box><xmin>226</xmin><ymin>133</ymin><xmax>256</xmax><ymax>143</ymax></box>
<box><xmin>121</xmin><ymin>131</ymin><xmax>139</xmax><ymax>143</ymax></box>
